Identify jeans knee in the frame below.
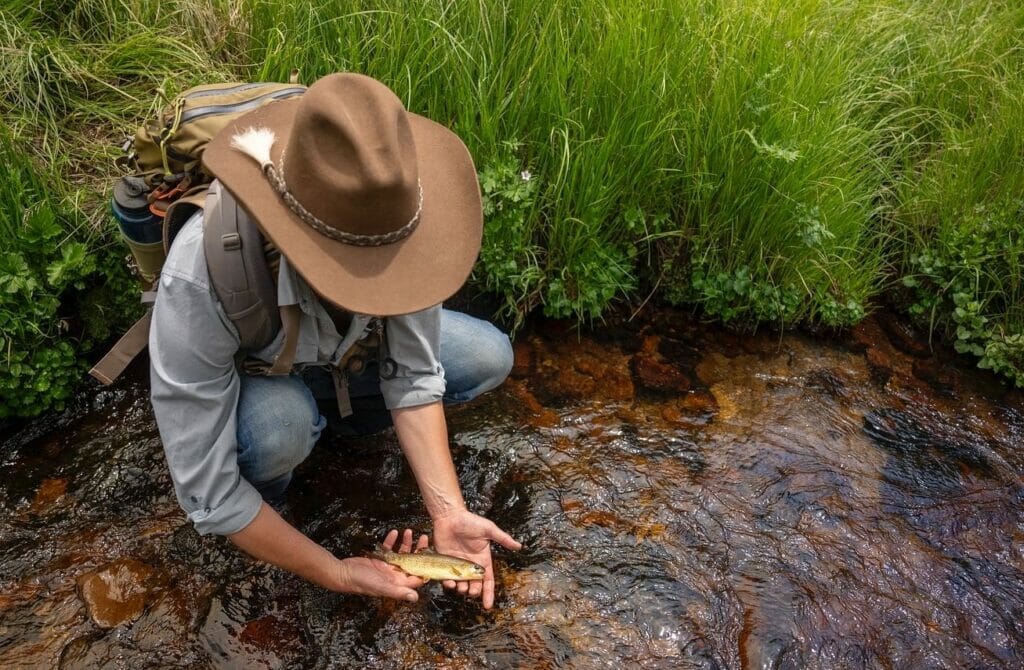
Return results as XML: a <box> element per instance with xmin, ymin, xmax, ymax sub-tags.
<box><xmin>444</xmin><ymin>327</ymin><xmax>513</xmax><ymax>404</ymax></box>
<box><xmin>237</xmin><ymin>375</ymin><xmax>324</xmax><ymax>485</ymax></box>
<box><xmin>483</xmin><ymin>332</ymin><xmax>514</xmax><ymax>392</ymax></box>
<box><xmin>243</xmin><ymin>418</ymin><xmax>319</xmax><ymax>484</ymax></box>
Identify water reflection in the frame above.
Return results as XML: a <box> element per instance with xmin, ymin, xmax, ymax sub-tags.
<box><xmin>1</xmin><ymin>312</ymin><xmax>1022</xmax><ymax>668</ymax></box>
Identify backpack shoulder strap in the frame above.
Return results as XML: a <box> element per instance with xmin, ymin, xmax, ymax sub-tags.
<box><xmin>163</xmin><ymin>185</ymin><xmax>209</xmax><ymax>254</ymax></box>
<box><xmin>91</xmin><ymin>182</ymin><xmax>288</xmax><ymax>385</ymax></box>
<box><xmin>89</xmin><ymin>310</ymin><xmax>153</xmax><ymax>385</ymax></box>
<box><xmin>202</xmin><ymin>180</ymin><xmax>281</xmax><ymax>351</ymax></box>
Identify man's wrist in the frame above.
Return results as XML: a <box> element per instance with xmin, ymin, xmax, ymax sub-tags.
<box><xmin>330</xmin><ymin>556</ymin><xmax>352</xmax><ymax>593</ymax></box>
<box><xmin>303</xmin><ymin>542</ymin><xmax>348</xmax><ymax>592</ymax></box>
<box><xmin>429</xmin><ymin>499</ymin><xmax>467</xmax><ymax>522</ymax></box>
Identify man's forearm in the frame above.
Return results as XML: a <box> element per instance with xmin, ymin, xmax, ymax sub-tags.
<box><xmin>228</xmin><ymin>502</ymin><xmax>340</xmax><ymax>589</ymax></box>
<box><xmin>391</xmin><ymin>401</ymin><xmax>466</xmax><ymax>519</ymax></box>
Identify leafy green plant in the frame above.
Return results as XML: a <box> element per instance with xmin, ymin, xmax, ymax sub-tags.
<box><xmin>476</xmin><ymin>143</ymin><xmax>542</xmax><ymax>327</ymax></box>
<box><xmin>896</xmin><ymin>65</ymin><xmax>1024</xmax><ymax>385</ymax></box>
<box><xmin>1</xmin><ymin>137</ymin><xmax>81</xmax><ymax>416</ymax></box>
<box><xmin>904</xmin><ymin>198</ymin><xmax>1024</xmax><ymax>386</ymax></box>
<box><xmin>0</xmin><ymin>130</ymin><xmax>138</xmax><ymax>417</ymax></box>
<box><xmin>0</xmin><ymin>0</ymin><xmax>230</xmax><ymax>417</ymax></box>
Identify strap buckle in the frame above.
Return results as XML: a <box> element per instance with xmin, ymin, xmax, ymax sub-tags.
<box><xmin>221</xmin><ymin>232</ymin><xmax>241</xmax><ymax>251</ymax></box>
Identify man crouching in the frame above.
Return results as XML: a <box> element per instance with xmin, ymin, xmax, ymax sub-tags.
<box><xmin>149</xmin><ymin>73</ymin><xmax>520</xmax><ymax>608</ymax></box>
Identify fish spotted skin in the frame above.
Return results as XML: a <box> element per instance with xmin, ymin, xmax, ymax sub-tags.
<box><xmin>377</xmin><ymin>550</ymin><xmax>485</xmax><ymax>581</ymax></box>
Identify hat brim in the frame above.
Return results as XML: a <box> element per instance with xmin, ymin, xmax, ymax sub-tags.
<box><xmin>202</xmin><ymin>97</ymin><xmax>482</xmax><ymax>316</ymax></box>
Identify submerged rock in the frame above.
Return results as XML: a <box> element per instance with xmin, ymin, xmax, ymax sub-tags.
<box><xmin>631</xmin><ymin>335</ymin><xmax>692</xmax><ymax>395</ymax></box>
<box><xmin>28</xmin><ymin>478</ymin><xmax>69</xmax><ymax>515</ymax></box>
<box><xmin>531</xmin><ymin>336</ymin><xmax>633</xmax><ymax>402</ymax></box>
<box><xmin>911</xmin><ymin>357</ymin><xmax>960</xmax><ymax>395</ymax></box>
<box><xmin>511</xmin><ymin>339</ymin><xmax>535</xmax><ymax>378</ymax></box>
<box><xmin>864</xmin><ymin>346</ymin><xmax>894</xmax><ymax>383</ymax></box>
<box><xmin>76</xmin><ymin>558</ymin><xmax>154</xmax><ymax>629</ymax></box>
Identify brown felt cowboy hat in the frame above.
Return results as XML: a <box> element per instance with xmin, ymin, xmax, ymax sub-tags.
<box><xmin>202</xmin><ymin>73</ymin><xmax>482</xmax><ymax>316</ymax></box>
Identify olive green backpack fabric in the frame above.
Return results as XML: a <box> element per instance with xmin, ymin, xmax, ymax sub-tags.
<box><xmin>127</xmin><ymin>81</ymin><xmax>306</xmax><ymax>188</ymax></box>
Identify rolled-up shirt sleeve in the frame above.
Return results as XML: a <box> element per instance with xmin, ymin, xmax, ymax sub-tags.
<box><xmin>379</xmin><ymin>305</ymin><xmax>446</xmax><ymax>409</ymax></box>
<box><xmin>149</xmin><ymin>271</ymin><xmax>263</xmax><ymax>536</ymax></box>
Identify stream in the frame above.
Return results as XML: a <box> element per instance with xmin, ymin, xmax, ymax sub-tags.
<box><xmin>1</xmin><ymin>310</ymin><xmax>1022</xmax><ymax>668</ymax></box>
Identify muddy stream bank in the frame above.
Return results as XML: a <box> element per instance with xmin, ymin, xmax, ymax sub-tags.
<box><xmin>1</xmin><ymin>310</ymin><xmax>1022</xmax><ymax>668</ymax></box>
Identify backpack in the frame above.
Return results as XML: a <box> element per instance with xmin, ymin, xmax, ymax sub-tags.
<box><xmin>124</xmin><ymin>79</ymin><xmax>306</xmax><ymax>192</ymax></box>
<box><xmin>110</xmin><ymin>78</ymin><xmax>306</xmax><ymax>283</ymax></box>
<box><xmin>92</xmin><ymin>79</ymin><xmax>379</xmax><ymax>391</ymax></box>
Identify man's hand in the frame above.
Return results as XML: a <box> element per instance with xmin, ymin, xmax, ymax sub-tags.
<box><xmin>335</xmin><ymin>529</ymin><xmax>428</xmax><ymax>601</ymax></box>
<box><xmin>432</xmin><ymin>509</ymin><xmax>522</xmax><ymax>609</ymax></box>
<box><xmin>391</xmin><ymin>402</ymin><xmax>521</xmax><ymax>608</ymax></box>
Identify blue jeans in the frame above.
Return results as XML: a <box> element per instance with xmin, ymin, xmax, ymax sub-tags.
<box><xmin>235</xmin><ymin>310</ymin><xmax>512</xmax><ymax>502</ymax></box>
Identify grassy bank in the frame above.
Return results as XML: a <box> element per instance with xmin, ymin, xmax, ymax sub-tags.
<box><xmin>0</xmin><ymin>0</ymin><xmax>239</xmax><ymax>416</ymax></box>
<box><xmin>2</xmin><ymin>0</ymin><xmax>1023</xmax><ymax>417</ymax></box>
<box><xmin>0</xmin><ymin>129</ymin><xmax>137</xmax><ymax>417</ymax></box>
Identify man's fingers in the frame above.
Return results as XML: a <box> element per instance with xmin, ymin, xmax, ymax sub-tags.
<box><xmin>442</xmin><ymin>579</ymin><xmax>456</xmax><ymax>589</ymax></box>
<box><xmin>387</xmin><ymin>586</ymin><xmax>418</xmax><ymax>603</ymax></box>
<box><xmin>416</xmin><ymin>534</ymin><xmax>430</xmax><ymax>551</ymax></box>
<box><xmin>382</xmin><ymin>529</ymin><xmax>399</xmax><ymax>551</ymax></box>
<box><xmin>483</xmin><ymin>572</ymin><xmax>496</xmax><ymax>609</ymax></box>
<box><xmin>468</xmin><ymin>580</ymin><xmax>482</xmax><ymax>598</ymax></box>
<box><xmin>398</xmin><ymin>528</ymin><xmax>414</xmax><ymax>553</ymax></box>
<box><xmin>487</xmin><ymin>524</ymin><xmax>522</xmax><ymax>551</ymax></box>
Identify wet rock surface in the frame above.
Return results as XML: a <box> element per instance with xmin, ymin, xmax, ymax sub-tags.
<box><xmin>77</xmin><ymin>558</ymin><xmax>154</xmax><ymax>629</ymax></box>
<box><xmin>1</xmin><ymin>310</ymin><xmax>1023</xmax><ymax>668</ymax></box>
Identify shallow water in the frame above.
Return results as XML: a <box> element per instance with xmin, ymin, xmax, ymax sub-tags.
<box><xmin>2</xmin><ymin>311</ymin><xmax>1022</xmax><ymax>668</ymax></box>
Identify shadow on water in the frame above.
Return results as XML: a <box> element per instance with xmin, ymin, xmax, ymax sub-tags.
<box><xmin>2</xmin><ymin>309</ymin><xmax>1023</xmax><ymax>668</ymax></box>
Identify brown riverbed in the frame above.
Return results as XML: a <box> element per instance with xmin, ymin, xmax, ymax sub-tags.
<box><xmin>1</xmin><ymin>310</ymin><xmax>1022</xmax><ymax>668</ymax></box>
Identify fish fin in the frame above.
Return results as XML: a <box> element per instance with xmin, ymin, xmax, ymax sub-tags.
<box><xmin>415</xmin><ymin>546</ymin><xmax>437</xmax><ymax>554</ymax></box>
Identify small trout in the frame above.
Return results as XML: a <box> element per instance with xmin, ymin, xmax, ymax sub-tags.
<box><xmin>376</xmin><ymin>550</ymin><xmax>485</xmax><ymax>581</ymax></box>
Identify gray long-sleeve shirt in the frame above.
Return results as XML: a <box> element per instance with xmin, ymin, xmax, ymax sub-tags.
<box><xmin>149</xmin><ymin>213</ymin><xmax>445</xmax><ymax>535</ymax></box>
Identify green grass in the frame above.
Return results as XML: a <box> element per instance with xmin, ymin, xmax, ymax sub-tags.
<box><xmin>898</xmin><ymin>77</ymin><xmax>1024</xmax><ymax>384</ymax></box>
<box><xmin>241</xmin><ymin>0</ymin><xmax>690</xmax><ymax>323</ymax></box>
<box><xmin>879</xmin><ymin>1</ymin><xmax>1024</xmax><ymax>385</ymax></box>
<box><xmin>659</xmin><ymin>0</ymin><xmax>891</xmax><ymax>326</ymax></box>
<box><xmin>0</xmin><ymin>0</ymin><xmax>238</xmax><ymax>417</ymax></box>
<box><xmin>2</xmin><ymin>0</ymin><xmax>1024</xmax><ymax>418</ymax></box>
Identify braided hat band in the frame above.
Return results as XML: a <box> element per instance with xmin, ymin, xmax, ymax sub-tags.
<box><xmin>230</xmin><ymin>126</ymin><xmax>423</xmax><ymax>247</ymax></box>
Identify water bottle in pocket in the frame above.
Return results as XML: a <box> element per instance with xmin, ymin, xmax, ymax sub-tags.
<box><xmin>111</xmin><ymin>175</ymin><xmax>164</xmax><ymax>282</ymax></box>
